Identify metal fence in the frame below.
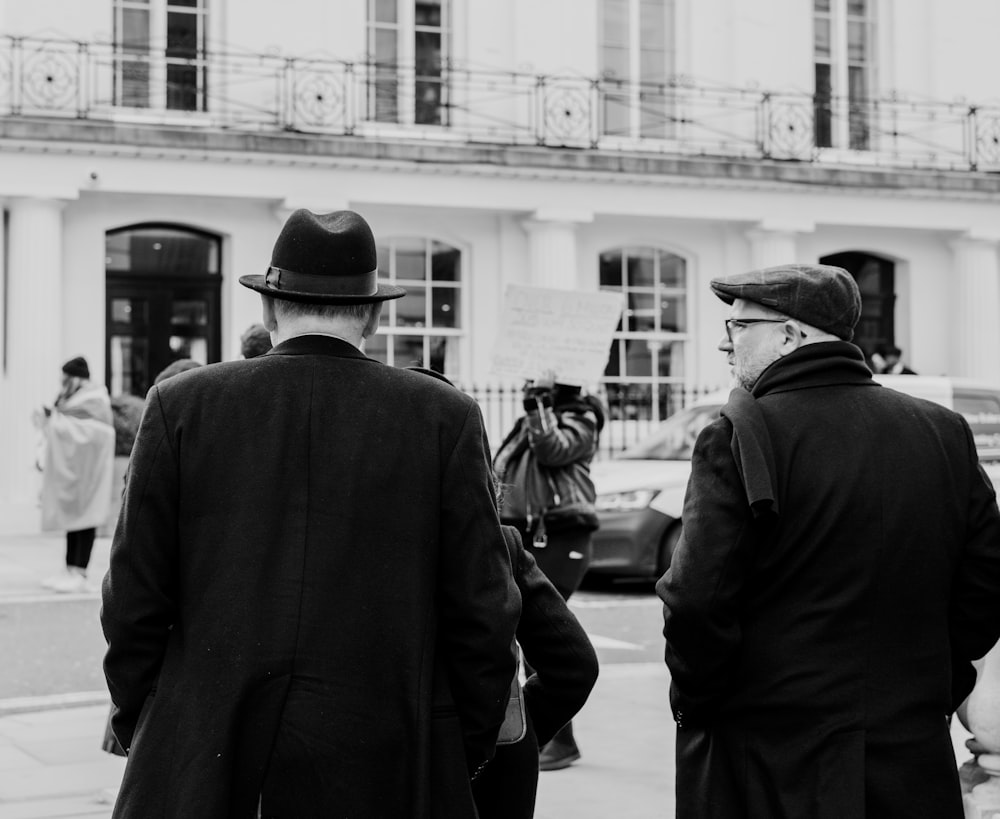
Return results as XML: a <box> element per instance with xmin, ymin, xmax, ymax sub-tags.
<box><xmin>463</xmin><ymin>382</ymin><xmax>725</xmax><ymax>460</ymax></box>
<box><xmin>2</xmin><ymin>35</ymin><xmax>1000</xmax><ymax>171</ymax></box>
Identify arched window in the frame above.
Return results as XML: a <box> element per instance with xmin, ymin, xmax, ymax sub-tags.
<box><xmin>599</xmin><ymin>246</ymin><xmax>688</xmax><ymax>422</ymax></box>
<box><xmin>105</xmin><ymin>224</ymin><xmax>221</xmax><ymax>397</ymax></box>
<box><xmin>365</xmin><ymin>237</ymin><xmax>462</xmax><ymax>375</ymax></box>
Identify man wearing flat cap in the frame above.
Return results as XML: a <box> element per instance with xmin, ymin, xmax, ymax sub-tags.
<box><xmin>657</xmin><ymin>263</ymin><xmax>1000</xmax><ymax>818</ymax></box>
<box><xmin>102</xmin><ymin>209</ymin><xmax>521</xmax><ymax>817</ymax></box>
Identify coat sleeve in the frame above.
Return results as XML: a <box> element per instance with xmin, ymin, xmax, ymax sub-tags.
<box><xmin>655</xmin><ymin>418</ymin><xmax>761</xmax><ymax>727</ymax></box>
<box><xmin>438</xmin><ymin>403</ymin><xmax>522</xmax><ymax>775</ymax></box>
<box><xmin>526</xmin><ymin>409</ymin><xmax>598</xmax><ymax>469</ymax></box>
<box><xmin>100</xmin><ymin>387</ymin><xmax>179</xmax><ymax>752</ymax></box>
<box><xmin>949</xmin><ymin>419</ymin><xmax>1000</xmax><ymax>708</ymax></box>
<box><xmin>513</xmin><ymin>536</ymin><xmax>599</xmax><ymax>746</ymax></box>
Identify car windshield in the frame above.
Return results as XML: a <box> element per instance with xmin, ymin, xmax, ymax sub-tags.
<box><xmin>617</xmin><ymin>404</ymin><xmax>722</xmax><ymax>461</ymax></box>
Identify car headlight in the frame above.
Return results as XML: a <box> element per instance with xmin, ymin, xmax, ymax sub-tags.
<box><xmin>595</xmin><ymin>489</ymin><xmax>660</xmax><ymax>512</ymax></box>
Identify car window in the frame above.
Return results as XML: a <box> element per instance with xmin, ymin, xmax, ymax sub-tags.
<box><xmin>617</xmin><ymin>405</ymin><xmax>722</xmax><ymax>461</ymax></box>
<box><xmin>955</xmin><ymin>391</ymin><xmax>1000</xmax><ymax>462</ymax></box>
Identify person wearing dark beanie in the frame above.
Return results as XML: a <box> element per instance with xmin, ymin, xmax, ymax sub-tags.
<box><xmin>33</xmin><ymin>356</ymin><xmax>115</xmax><ymax>593</ymax></box>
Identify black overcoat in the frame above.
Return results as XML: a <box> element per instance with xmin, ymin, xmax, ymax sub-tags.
<box><xmin>658</xmin><ymin>342</ymin><xmax>1000</xmax><ymax>818</ymax></box>
<box><xmin>101</xmin><ymin>335</ymin><xmax>521</xmax><ymax>818</ymax></box>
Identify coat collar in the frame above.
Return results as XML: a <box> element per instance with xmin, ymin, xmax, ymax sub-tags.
<box><xmin>751</xmin><ymin>340</ymin><xmax>875</xmax><ymax>398</ymax></box>
<box><xmin>266</xmin><ymin>333</ymin><xmax>374</xmax><ymax>362</ymax></box>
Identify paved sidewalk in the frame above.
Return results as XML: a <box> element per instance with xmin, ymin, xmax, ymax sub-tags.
<box><xmin>0</xmin><ymin>533</ymin><xmax>981</xmax><ymax>818</ymax></box>
<box><xmin>0</xmin><ymin>533</ymin><xmax>677</xmax><ymax>818</ymax></box>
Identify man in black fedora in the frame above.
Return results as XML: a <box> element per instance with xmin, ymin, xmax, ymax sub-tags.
<box><xmin>102</xmin><ymin>209</ymin><xmax>521</xmax><ymax>818</ymax></box>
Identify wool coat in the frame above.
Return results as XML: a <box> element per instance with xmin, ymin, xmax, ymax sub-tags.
<box><xmin>38</xmin><ymin>381</ymin><xmax>115</xmax><ymax>532</ymax></box>
<box><xmin>101</xmin><ymin>334</ymin><xmax>521</xmax><ymax>819</ymax></box>
<box><xmin>471</xmin><ymin>526</ymin><xmax>599</xmax><ymax>819</ymax></box>
<box><xmin>657</xmin><ymin>341</ymin><xmax>1000</xmax><ymax>819</ymax></box>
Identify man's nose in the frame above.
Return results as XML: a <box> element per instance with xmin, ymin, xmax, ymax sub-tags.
<box><xmin>718</xmin><ymin>334</ymin><xmax>733</xmax><ymax>353</ymax></box>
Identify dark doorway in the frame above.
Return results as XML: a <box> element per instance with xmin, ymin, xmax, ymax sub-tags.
<box><xmin>819</xmin><ymin>251</ymin><xmax>895</xmax><ymax>362</ymax></box>
<box><xmin>105</xmin><ymin>224</ymin><xmax>221</xmax><ymax>397</ymax></box>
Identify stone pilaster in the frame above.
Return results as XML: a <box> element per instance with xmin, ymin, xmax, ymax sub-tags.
<box><xmin>521</xmin><ymin>210</ymin><xmax>593</xmax><ymax>290</ymax></box>
<box><xmin>0</xmin><ymin>198</ymin><xmax>66</xmax><ymax>529</ymax></box>
<box><xmin>949</xmin><ymin>235</ymin><xmax>1000</xmax><ymax>383</ymax></box>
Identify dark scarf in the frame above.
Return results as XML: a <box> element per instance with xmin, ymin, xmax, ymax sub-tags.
<box><xmin>721</xmin><ymin>341</ymin><xmax>873</xmax><ymax>519</ymax></box>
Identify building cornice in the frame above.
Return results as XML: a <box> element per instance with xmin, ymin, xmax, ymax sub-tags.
<box><xmin>2</xmin><ymin>117</ymin><xmax>1000</xmax><ymax>201</ymax></box>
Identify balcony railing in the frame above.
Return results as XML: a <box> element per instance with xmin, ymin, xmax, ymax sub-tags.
<box><xmin>2</xmin><ymin>35</ymin><xmax>1000</xmax><ymax>172</ymax></box>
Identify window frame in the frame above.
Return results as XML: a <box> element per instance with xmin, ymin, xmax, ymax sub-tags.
<box><xmin>813</xmin><ymin>0</ymin><xmax>875</xmax><ymax>151</ymax></box>
<box><xmin>367</xmin><ymin>235</ymin><xmax>464</xmax><ymax>377</ymax></box>
<box><xmin>599</xmin><ymin>245</ymin><xmax>690</xmax><ymax>423</ymax></box>
<box><xmin>113</xmin><ymin>0</ymin><xmax>209</xmax><ymax>112</ymax></box>
<box><xmin>366</xmin><ymin>0</ymin><xmax>452</xmax><ymax>127</ymax></box>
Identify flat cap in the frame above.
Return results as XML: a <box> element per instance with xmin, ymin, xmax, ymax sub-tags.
<box><xmin>711</xmin><ymin>263</ymin><xmax>861</xmax><ymax>341</ymax></box>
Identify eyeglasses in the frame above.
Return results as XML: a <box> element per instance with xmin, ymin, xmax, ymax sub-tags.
<box><xmin>723</xmin><ymin>317</ymin><xmax>789</xmax><ymax>342</ymax></box>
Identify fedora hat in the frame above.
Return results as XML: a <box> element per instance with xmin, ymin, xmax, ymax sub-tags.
<box><xmin>239</xmin><ymin>209</ymin><xmax>406</xmax><ymax>304</ymax></box>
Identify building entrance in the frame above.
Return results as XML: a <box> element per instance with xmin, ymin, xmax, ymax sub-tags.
<box><xmin>105</xmin><ymin>225</ymin><xmax>221</xmax><ymax>397</ymax></box>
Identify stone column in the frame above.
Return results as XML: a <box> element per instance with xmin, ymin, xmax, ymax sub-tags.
<box><xmin>0</xmin><ymin>198</ymin><xmax>66</xmax><ymax>530</ymax></box>
<box><xmin>521</xmin><ymin>209</ymin><xmax>593</xmax><ymax>290</ymax></box>
<box><xmin>745</xmin><ymin>221</ymin><xmax>814</xmax><ymax>270</ymax></box>
<box><xmin>949</xmin><ymin>235</ymin><xmax>1000</xmax><ymax>383</ymax></box>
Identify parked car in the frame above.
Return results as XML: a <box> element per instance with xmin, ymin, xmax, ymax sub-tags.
<box><xmin>588</xmin><ymin>375</ymin><xmax>1000</xmax><ymax>581</ymax></box>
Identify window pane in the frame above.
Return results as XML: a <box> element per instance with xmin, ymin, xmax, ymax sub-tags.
<box><xmin>395</xmin><ymin>335</ymin><xmax>426</xmax><ymax>368</ymax></box>
<box><xmin>167</xmin><ymin>11</ymin><xmax>199</xmax><ymax>58</ymax></box>
<box><xmin>372</xmin><ymin>0</ymin><xmax>397</xmax><ymax>23</ymax></box>
<box><xmin>814</xmin><ymin>0</ymin><xmax>831</xmax><ymax>10</ymax></box>
<box><xmin>658</xmin><ymin>252</ymin><xmax>685</xmax><ymax>287</ymax></box>
<box><xmin>415</xmin><ymin>31</ymin><xmax>442</xmax><ymax>75</ymax></box>
<box><xmin>626</xmin><ymin>291</ymin><xmax>657</xmax><ymax>331</ymax></box>
<box><xmin>848</xmin><ymin>0</ymin><xmax>867</xmax><ymax>14</ymax></box>
<box><xmin>169</xmin><ymin>0</ymin><xmax>199</xmax><ymax>7</ymax></box>
<box><xmin>640</xmin><ymin>0</ymin><xmax>666</xmax><ymax>50</ymax></box>
<box><xmin>375</xmin><ymin>29</ymin><xmax>398</xmax><ymax>64</ymax></box>
<box><xmin>396</xmin><ymin>285</ymin><xmax>427</xmax><ymax>326</ymax></box>
<box><xmin>660</xmin><ymin>295</ymin><xmax>685</xmax><ymax>332</ymax></box>
<box><xmin>106</xmin><ymin>228</ymin><xmax>219</xmax><ymax>275</ymax></box>
<box><xmin>122</xmin><ymin>8</ymin><xmax>150</xmax><ymax>51</ymax></box>
<box><xmin>395</xmin><ymin>239</ymin><xmax>427</xmax><ymax>280</ymax></box>
<box><xmin>814</xmin><ymin>63</ymin><xmax>832</xmax><ymax>148</ymax></box>
<box><xmin>622</xmin><ymin>339</ymin><xmax>652</xmax><ymax>377</ymax></box>
<box><xmin>602</xmin><ymin>0</ymin><xmax>629</xmax><ymax>47</ymax></box>
<box><xmin>601</xmin><ymin>45</ymin><xmax>629</xmax><ymax>81</ymax></box>
<box><xmin>364</xmin><ymin>333</ymin><xmax>387</xmax><ymax>363</ymax></box>
<box><xmin>600</xmin><ymin>251</ymin><xmax>624</xmax><ymax>288</ymax></box>
<box><xmin>431</xmin><ymin>287</ymin><xmax>458</xmax><ymax>327</ymax></box>
<box><xmin>111</xmin><ymin>298</ymin><xmax>148</xmax><ymax>325</ymax></box>
<box><xmin>847</xmin><ymin>21</ymin><xmax>867</xmax><ymax>62</ymax></box>
<box><xmin>814</xmin><ymin>17</ymin><xmax>831</xmax><ymax>58</ymax></box>
<box><xmin>169</xmin><ymin>335</ymin><xmax>207</xmax><ymax>362</ymax></box>
<box><xmin>415</xmin><ymin>0</ymin><xmax>443</xmax><ymax>27</ymax></box>
<box><xmin>377</xmin><ymin>244</ymin><xmax>391</xmax><ymax>278</ymax></box>
<box><xmin>627</xmin><ymin>252</ymin><xmax>656</xmax><ymax>287</ymax></box>
<box><xmin>430</xmin><ymin>242</ymin><xmax>460</xmax><ymax>281</ymax></box>
<box><xmin>171</xmin><ymin>300</ymin><xmax>208</xmax><ymax>327</ymax></box>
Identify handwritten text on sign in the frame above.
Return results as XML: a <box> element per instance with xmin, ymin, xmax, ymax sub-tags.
<box><xmin>491</xmin><ymin>286</ymin><xmax>624</xmax><ymax>386</ymax></box>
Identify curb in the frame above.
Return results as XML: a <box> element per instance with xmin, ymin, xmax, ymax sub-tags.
<box><xmin>0</xmin><ymin>691</ymin><xmax>109</xmax><ymax>716</ymax></box>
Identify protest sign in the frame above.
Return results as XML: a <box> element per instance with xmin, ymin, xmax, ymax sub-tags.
<box><xmin>490</xmin><ymin>285</ymin><xmax>624</xmax><ymax>386</ymax></box>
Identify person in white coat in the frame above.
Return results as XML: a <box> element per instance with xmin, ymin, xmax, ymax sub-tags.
<box><xmin>33</xmin><ymin>356</ymin><xmax>115</xmax><ymax>593</ymax></box>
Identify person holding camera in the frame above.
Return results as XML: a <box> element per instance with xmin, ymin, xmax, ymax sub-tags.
<box><xmin>493</xmin><ymin>371</ymin><xmax>605</xmax><ymax>771</ymax></box>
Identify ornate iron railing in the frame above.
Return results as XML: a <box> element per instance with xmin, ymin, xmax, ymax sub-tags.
<box><xmin>464</xmin><ymin>382</ymin><xmax>724</xmax><ymax>460</ymax></box>
<box><xmin>1</xmin><ymin>34</ymin><xmax>998</xmax><ymax>171</ymax></box>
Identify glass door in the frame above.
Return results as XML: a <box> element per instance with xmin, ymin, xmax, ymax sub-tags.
<box><xmin>105</xmin><ymin>225</ymin><xmax>221</xmax><ymax>397</ymax></box>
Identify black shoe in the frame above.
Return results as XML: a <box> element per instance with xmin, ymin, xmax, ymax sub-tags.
<box><xmin>538</xmin><ymin>738</ymin><xmax>581</xmax><ymax>771</ymax></box>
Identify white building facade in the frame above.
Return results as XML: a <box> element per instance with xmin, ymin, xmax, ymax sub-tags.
<box><xmin>1</xmin><ymin>0</ymin><xmax>1000</xmax><ymax>532</ymax></box>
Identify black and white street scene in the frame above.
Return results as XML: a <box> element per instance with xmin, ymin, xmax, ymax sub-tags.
<box><xmin>2</xmin><ymin>2</ymin><xmax>1000</xmax><ymax>818</ymax></box>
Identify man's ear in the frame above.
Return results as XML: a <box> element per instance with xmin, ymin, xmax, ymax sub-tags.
<box><xmin>778</xmin><ymin>321</ymin><xmax>805</xmax><ymax>356</ymax></box>
<box><xmin>261</xmin><ymin>297</ymin><xmax>277</xmax><ymax>332</ymax></box>
<box><xmin>361</xmin><ymin>302</ymin><xmax>384</xmax><ymax>339</ymax></box>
